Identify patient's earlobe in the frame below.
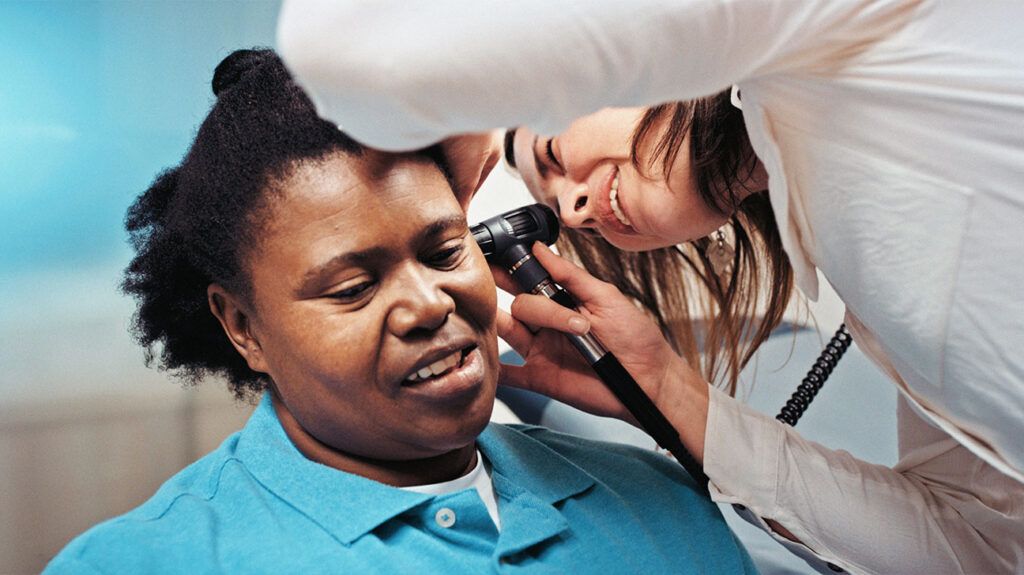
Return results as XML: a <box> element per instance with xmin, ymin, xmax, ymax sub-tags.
<box><xmin>207</xmin><ymin>284</ymin><xmax>269</xmax><ymax>373</ymax></box>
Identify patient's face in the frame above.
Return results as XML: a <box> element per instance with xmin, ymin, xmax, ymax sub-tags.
<box><xmin>244</xmin><ymin>151</ymin><xmax>499</xmax><ymax>463</ymax></box>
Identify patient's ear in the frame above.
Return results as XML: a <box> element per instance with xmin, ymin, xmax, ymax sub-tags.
<box><xmin>207</xmin><ymin>284</ymin><xmax>269</xmax><ymax>374</ymax></box>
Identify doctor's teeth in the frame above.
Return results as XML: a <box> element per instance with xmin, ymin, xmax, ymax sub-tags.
<box><xmin>609</xmin><ymin>175</ymin><xmax>631</xmax><ymax>227</ymax></box>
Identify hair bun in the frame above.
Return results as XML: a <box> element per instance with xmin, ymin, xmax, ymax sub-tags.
<box><xmin>212</xmin><ymin>49</ymin><xmax>271</xmax><ymax>97</ymax></box>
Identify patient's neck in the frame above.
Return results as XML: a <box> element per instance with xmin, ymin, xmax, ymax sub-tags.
<box><xmin>271</xmin><ymin>392</ymin><xmax>478</xmax><ymax>487</ymax></box>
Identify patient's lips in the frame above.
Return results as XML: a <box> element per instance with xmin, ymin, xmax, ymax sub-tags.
<box><xmin>405</xmin><ymin>349</ymin><xmax>462</xmax><ymax>383</ymax></box>
<box><xmin>400</xmin><ymin>344</ymin><xmax>485</xmax><ymax>402</ymax></box>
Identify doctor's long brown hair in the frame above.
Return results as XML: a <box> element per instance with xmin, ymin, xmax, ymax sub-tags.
<box><xmin>556</xmin><ymin>91</ymin><xmax>794</xmax><ymax>395</ymax></box>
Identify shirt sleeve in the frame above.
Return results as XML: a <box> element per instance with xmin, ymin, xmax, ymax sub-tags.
<box><xmin>42</xmin><ymin>555</ymin><xmax>107</xmax><ymax>575</ymax></box>
<box><xmin>703</xmin><ymin>385</ymin><xmax>1024</xmax><ymax>574</ymax></box>
<box><xmin>276</xmin><ymin>0</ymin><xmax>920</xmax><ymax>150</ymax></box>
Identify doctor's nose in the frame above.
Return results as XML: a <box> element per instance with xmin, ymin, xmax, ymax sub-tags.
<box><xmin>557</xmin><ymin>183</ymin><xmax>596</xmax><ymax>229</ymax></box>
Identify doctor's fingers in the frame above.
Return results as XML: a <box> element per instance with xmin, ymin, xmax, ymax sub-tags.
<box><xmin>509</xmin><ymin>293</ymin><xmax>590</xmax><ymax>336</ymax></box>
<box><xmin>530</xmin><ymin>243</ymin><xmax>621</xmax><ymax>305</ymax></box>
<box><xmin>496</xmin><ymin>309</ymin><xmax>535</xmax><ymax>357</ymax></box>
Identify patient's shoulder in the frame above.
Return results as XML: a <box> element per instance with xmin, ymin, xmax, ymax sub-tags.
<box><xmin>496</xmin><ymin>423</ymin><xmax>706</xmax><ymax>497</ymax></box>
<box><xmin>502</xmin><ymin>423</ymin><xmax>681</xmax><ymax>464</ymax></box>
<box><xmin>488</xmin><ymin>423</ymin><xmax>754</xmax><ymax>570</ymax></box>
<box><xmin>43</xmin><ymin>433</ymin><xmax>250</xmax><ymax>574</ymax></box>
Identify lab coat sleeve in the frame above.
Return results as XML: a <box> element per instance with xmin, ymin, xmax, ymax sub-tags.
<box><xmin>276</xmin><ymin>0</ymin><xmax>920</xmax><ymax>150</ymax></box>
<box><xmin>703</xmin><ymin>385</ymin><xmax>1024</xmax><ymax>574</ymax></box>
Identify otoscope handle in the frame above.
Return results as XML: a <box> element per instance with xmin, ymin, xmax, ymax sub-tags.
<box><xmin>537</xmin><ymin>276</ymin><xmax>711</xmax><ymax>495</ymax></box>
<box><xmin>591</xmin><ymin>354</ymin><xmax>710</xmax><ymax>495</ymax></box>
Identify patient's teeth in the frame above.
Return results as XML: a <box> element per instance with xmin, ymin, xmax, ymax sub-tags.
<box><xmin>406</xmin><ymin>351</ymin><xmax>464</xmax><ymax>383</ymax></box>
<box><xmin>428</xmin><ymin>358</ymin><xmax>449</xmax><ymax>375</ymax></box>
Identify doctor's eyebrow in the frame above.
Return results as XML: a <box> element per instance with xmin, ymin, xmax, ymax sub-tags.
<box><xmin>503</xmin><ymin>128</ymin><xmax>518</xmax><ymax>171</ymax></box>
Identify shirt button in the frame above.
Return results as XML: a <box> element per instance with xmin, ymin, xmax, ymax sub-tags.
<box><xmin>435</xmin><ymin>508</ymin><xmax>456</xmax><ymax>528</ymax></box>
<box><xmin>826</xmin><ymin>562</ymin><xmax>844</xmax><ymax>572</ymax></box>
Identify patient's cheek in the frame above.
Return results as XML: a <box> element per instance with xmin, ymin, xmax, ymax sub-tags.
<box><xmin>463</xmin><ymin>265</ymin><xmax>499</xmax><ymax>328</ymax></box>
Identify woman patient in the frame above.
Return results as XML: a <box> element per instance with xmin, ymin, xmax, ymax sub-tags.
<box><xmin>45</xmin><ymin>49</ymin><xmax>755</xmax><ymax>574</ymax></box>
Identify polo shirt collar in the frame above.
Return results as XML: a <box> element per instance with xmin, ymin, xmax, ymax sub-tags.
<box><xmin>233</xmin><ymin>394</ymin><xmax>433</xmax><ymax>546</ymax></box>
<box><xmin>477</xmin><ymin>424</ymin><xmax>596</xmax><ymax>560</ymax></box>
<box><xmin>477</xmin><ymin>424</ymin><xmax>595</xmax><ymax>505</ymax></box>
<box><xmin>234</xmin><ymin>395</ymin><xmax>596</xmax><ymax>547</ymax></box>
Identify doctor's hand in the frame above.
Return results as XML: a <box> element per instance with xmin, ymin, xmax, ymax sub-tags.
<box><xmin>494</xmin><ymin>243</ymin><xmax>710</xmax><ymax>457</ymax></box>
<box><xmin>440</xmin><ymin>131</ymin><xmax>502</xmax><ymax>209</ymax></box>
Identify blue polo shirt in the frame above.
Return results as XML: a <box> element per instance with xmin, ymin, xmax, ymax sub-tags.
<box><xmin>46</xmin><ymin>394</ymin><xmax>757</xmax><ymax>574</ymax></box>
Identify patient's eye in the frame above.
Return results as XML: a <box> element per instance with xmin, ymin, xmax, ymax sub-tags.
<box><xmin>326</xmin><ymin>280</ymin><xmax>375</xmax><ymax>303</ymax></box>
<box><xmin>426</xmin><ymin>240</ymin><xmax>466</xmax><ymax>270</ymax></box>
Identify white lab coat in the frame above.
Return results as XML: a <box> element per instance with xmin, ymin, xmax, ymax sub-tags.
<box><xmin>277</xmin><ymin>1</ymin><xmax>1024</xmax><ymax>572</ymax></box>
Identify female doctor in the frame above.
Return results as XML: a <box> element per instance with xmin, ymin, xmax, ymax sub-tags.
<box><xmin>276</xmin><ymin>1</ymin><xmax>1024</xmax><ymax>573</ymax></box>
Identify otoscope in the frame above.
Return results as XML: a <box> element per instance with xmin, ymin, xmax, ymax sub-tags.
<box><xmin>472</xmin><ymin>204</ymin><xmax>710</xmax><ymax>496</ymax></box>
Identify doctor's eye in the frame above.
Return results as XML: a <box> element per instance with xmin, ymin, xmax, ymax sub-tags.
<box><xmin>503</xmin><ymin>128</ymin><xmax>518</xmax><ymax>170</ymax></box>
<box><xmin>544</xmin><ymin>138</ymin><xmax>564</xmax><ymax>173</ymax></box>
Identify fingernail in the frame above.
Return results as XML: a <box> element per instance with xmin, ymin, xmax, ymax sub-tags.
<box><xmin>568</xmin><ymin>316</ymin><xmax>590</xmax><ymax>335</ymax></box>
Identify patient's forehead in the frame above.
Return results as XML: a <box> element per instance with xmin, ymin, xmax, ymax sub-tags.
<box><xmin>259</xmin><ymin>150</ymin><xmax>458</xmax><ymax>240</ymax></box>
<box><xmin>279</xmin><ymin>150</ymin><xmax>451</xmax><ymax>204</ymax></box>
<box><xmin>245</xmin><ymin>151</ymin><xmax>469</xmax><ymax>295</ymax></box>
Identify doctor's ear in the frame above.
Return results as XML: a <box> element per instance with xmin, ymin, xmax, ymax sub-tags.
<box><xmin>207</xmin><ymin>284</ymin><xmax>269</xmax><ymax>374</ymax></box>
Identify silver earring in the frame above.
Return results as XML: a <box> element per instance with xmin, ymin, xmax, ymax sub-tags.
<box><xmin>708</xmin><ymin>227</ymin><xmax>734</xmax><ymax>279</ymax></box>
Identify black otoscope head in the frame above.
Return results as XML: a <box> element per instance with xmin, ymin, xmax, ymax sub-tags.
<box><xmin>471</xmin><ymin>203</ymin><xmax>560</xmax><ymax>293</ymax></box>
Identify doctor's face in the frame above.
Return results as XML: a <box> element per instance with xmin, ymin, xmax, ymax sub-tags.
<box><xmin>508</xmin><ymin>107</ymin><xmax>728</xmax><ymax>251</ymax></box>
<box><xmin>236</xmin><ymin>151</ymin><xmax>499</xmax><ymax>463</ymax></box>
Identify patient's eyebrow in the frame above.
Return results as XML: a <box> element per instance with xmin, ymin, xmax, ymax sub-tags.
<box><xmin>296</xmin><ymin>215</ymin><xmax>468</xmax><ymax>295</ymax></box>
<box><xmin>421</xmin><ymin>214</ymin><xmax>469</xmax><ymax>240</ymax></box>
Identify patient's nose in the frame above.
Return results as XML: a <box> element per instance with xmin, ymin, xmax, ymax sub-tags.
<box><xmin>389</xmin><ymin>267</ymin><xmax>455</xmax><ymax>337</ymax></box>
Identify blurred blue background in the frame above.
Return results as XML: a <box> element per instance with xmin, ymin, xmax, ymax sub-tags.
<box><xmin>0</xmin><ymin>1</ymin><xmax>281</xmax><ymax>403</ymax></box>
<box><xmin>1</xmin><ymin>1</ymin><xmax>280</xmax><ymax>275</ymax></box>
<box><xmin>0</xmin><ymin>3</ymin><xmax>283</xmax><ymax>572</ymax></box>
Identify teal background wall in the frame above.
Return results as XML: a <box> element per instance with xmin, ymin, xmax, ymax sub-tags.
<box><xmin>1</xmin><ymin>1</ymin><xmax>280</xmax><ymax>274</ymax></box>
<box><xmin>0</xmin><ymin>1</ymin><xmax>281</xmax><ymax>404</ymax></box>
<box><xmin>0</xmin><ymin>4</ymin><xmax>283</xmax><ymax>572</ymax></box>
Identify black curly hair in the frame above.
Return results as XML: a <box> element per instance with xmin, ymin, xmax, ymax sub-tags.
<box><xmin>123</xmin><ymin>48</ymin><xmax>446</xmax><ymax>399</ymax></box>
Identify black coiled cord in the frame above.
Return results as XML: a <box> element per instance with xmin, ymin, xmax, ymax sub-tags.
<box><xmin>776</xmin><ymin>324</ymin><xmax>852</xmax><ymax>426</ymax></box>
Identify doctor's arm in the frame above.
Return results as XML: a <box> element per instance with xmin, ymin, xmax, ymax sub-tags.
<box><xmin>501</xmin><ymin>243</ymin><xmax>1024</xmax><ymax>575</ymax></box>
<box><xmin>276</xmin><ymin>0</ymin><xmax>918</xmax><ymax>151</ymax></box>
